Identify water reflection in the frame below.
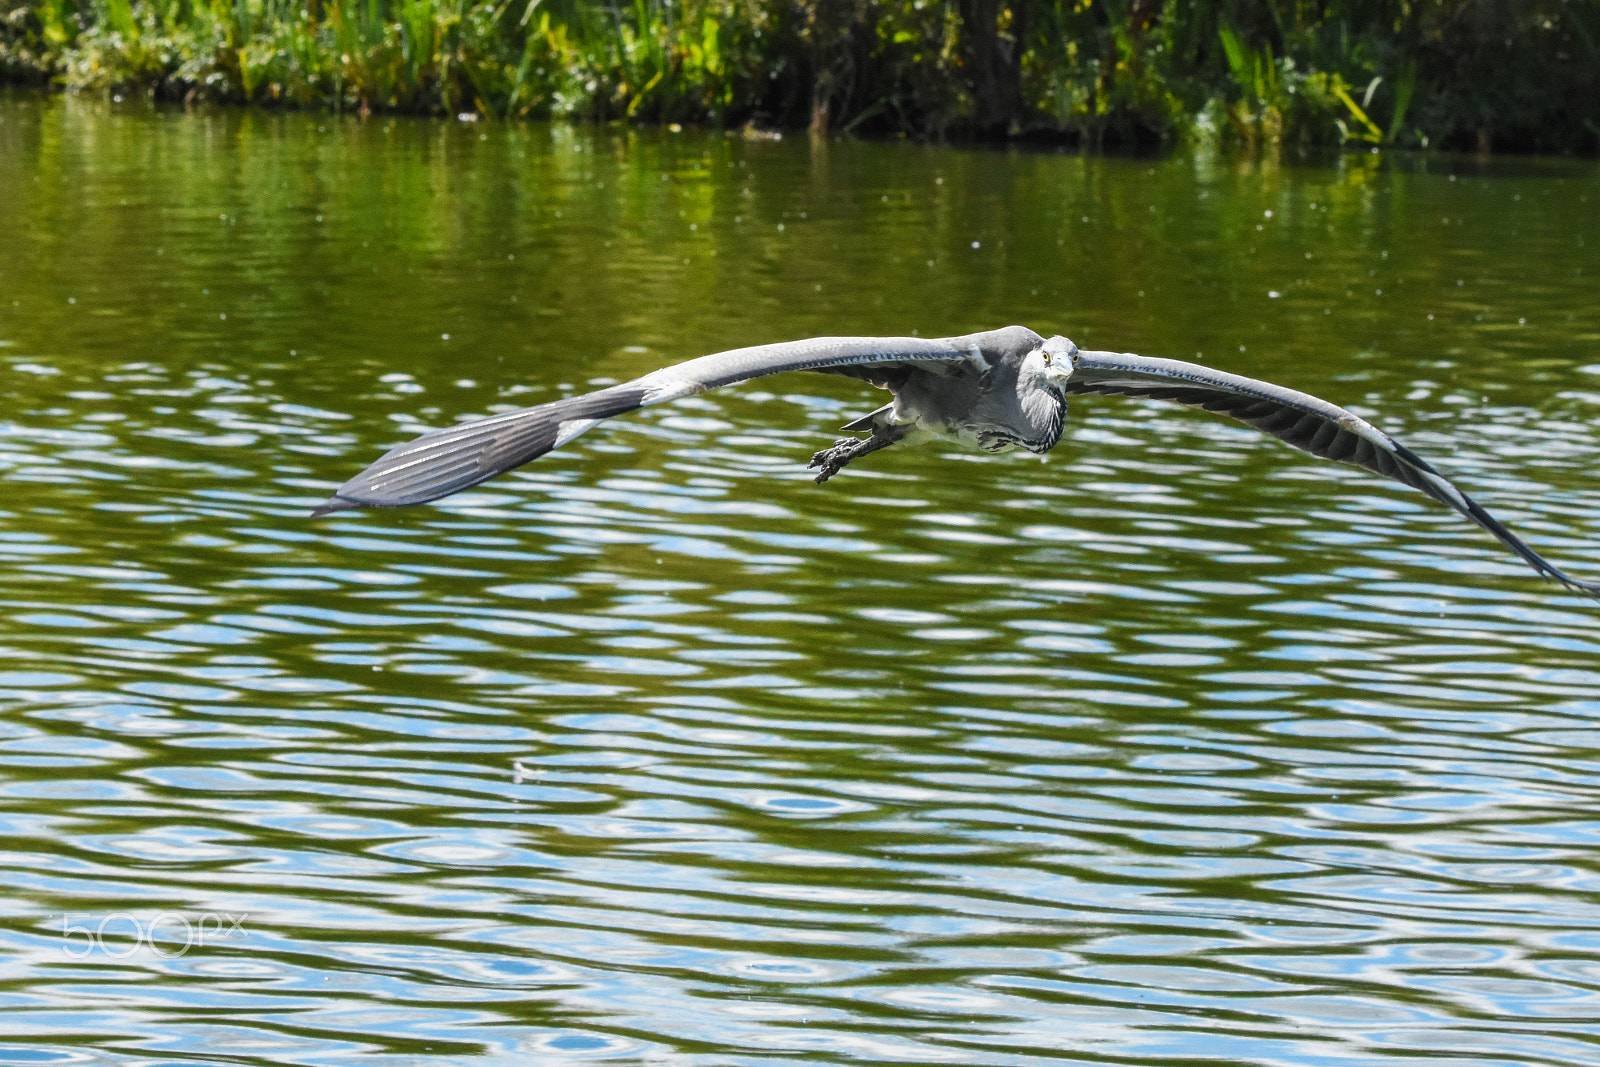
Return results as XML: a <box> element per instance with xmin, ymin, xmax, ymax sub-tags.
<box><xmin>1</xmin><ymin>90</ymin><xmax>1600</xmax><ymax>1064</ymax></box>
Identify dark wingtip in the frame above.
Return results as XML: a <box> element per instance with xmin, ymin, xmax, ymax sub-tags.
<box><xmin>1559</xmin><ymin>577</ymin><xmax>1600</xmax><ymax>601</ymax></box>
<box><xmin>1451</xmin><ymin>491</ymin><xmax>1600</xmax><ymax>601</ymax></box>
<box><xmin>309</xmin><ymin>494</ymin><xmax>362</xmax><ymax>518</ymax></box>
<box><xmin>1539</xmin><ymin>566</ymin><xmax>1600</xmax><ymax>602</ymax></box>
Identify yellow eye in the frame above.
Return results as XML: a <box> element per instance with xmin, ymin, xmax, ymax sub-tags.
<box><xmin>1041</xmin><ymin>351</ymin><xmax>1052</xmax><ymax>365</ymax></box>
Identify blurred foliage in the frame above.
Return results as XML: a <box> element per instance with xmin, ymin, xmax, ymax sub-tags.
<box><xmin>2</xmin><ymin>0</ymin><xmax>1596</xmax><ymax>152</ymax></box>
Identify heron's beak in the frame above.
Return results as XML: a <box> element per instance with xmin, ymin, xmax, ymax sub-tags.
<box><xmin>1041</xmin><ymin>338</ymin><xmax>1078</xmax><ymax>385</ymax></box>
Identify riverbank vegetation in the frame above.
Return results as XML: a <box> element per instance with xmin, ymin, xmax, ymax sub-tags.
<box><xmin>3</xmin><ymin>0</ymin><xmax>1596</xmax><ymax>154</ymax></box>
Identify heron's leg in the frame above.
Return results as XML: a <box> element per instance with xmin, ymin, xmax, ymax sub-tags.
<box><xmin>807</xmin><ymin>425</ymin><xmax>909</xmax><ymax>484</ymax></box>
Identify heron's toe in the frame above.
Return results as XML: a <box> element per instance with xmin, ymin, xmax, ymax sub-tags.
<box><xmin>807</xmin><ymin>437</ymin><xmax>850</xmax><ymax>468</ymax></box>
<box><xmin>807</xmin><ymin>437</ymin><xmax>860</xmax><ymax>483</ymax></box>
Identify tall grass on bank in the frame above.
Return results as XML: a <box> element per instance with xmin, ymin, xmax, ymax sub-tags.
<box><xmin>3</xmin><ymin>0</ymin><xmax>1596</xmax><ymax>154</ymax></box>
<box><xmin>0</xmin><ymin>0</ymin><xmax>774</xmax><ymax>121</ymax></box>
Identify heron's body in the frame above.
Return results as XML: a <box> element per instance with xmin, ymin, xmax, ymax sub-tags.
<box><xmin>313</xmin><ymin>326</ymin><xmax>1600</xmax><ymax>598</ymax></box>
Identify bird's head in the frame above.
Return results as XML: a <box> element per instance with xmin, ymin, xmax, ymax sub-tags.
<box><xmin>1034</xmin><ymin>335</ymin><xmax>1078</xmax><ymax>389</ymax></box>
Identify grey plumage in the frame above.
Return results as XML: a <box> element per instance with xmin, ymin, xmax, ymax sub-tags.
<box><xmin>312</xmin><ymin>325</ymin><xmax>1600</xmax><ymax>597</ymax></box>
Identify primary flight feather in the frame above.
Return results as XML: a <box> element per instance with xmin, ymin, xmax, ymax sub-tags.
<box><xmin>312</xmin><ymin>325</ymin><xmax>1600</xmax><ymax>597</ymax></box>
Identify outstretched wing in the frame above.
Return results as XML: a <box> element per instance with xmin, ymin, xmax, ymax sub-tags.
<box><xmin>1066</xmin><ymin>350</ymin><xmax>1600</xmax><ymax>597</ymax></box>
<box><xmin>311</xmin><ymin>327</ymin><xmax>1034</xmax><ymax>515</ymax></box>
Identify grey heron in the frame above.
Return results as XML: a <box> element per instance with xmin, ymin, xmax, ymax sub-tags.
<box><xmin>311</xmin><ymin>325</ymin><xmax>1600</xmax><ymax>597</ymax></box>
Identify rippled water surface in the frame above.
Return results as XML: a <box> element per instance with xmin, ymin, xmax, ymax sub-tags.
<box><xmin>3</xmin><ymin>91</ymin><xmax>1600</xmax><ymax>1065</ymax></box>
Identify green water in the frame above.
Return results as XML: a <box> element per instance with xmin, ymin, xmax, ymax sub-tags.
<box><xmin>3</xmin><ymin>90</ymin><xmax>1600</xmax><ymax>1065</ymax></box>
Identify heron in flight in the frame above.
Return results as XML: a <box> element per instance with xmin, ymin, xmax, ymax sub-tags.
<box><xmin>312</xmin><ymin>325</ymin><xmax>1600</xmax><ymax>597</ymax></box>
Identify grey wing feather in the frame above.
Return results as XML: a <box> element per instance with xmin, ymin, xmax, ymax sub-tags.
<box><xmin>841</xmin><ymin>402</ymin><xmax>896</xmax><ymax>433</ymax></box>
<box><xmin>312</xmin><ymin>331</ymin><xmax>1007</xmax><ymax>515</ymax></box>
<box><xmin>1067</xmin><ymin>350</ymin><xmax>1600</xmax><ymax>597</ymax></box>
<box><xmin>309</xmin><ymin>382</ymin><xmax>650</xmax><ymax>515</ymax></box>
<box><xmin>627</xmin><ymin>332</ymin><xmax>991</xmax><ymax>402</ymax></box>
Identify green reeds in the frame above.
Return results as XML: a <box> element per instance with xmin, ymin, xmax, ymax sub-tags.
<box><xmin>3</xmin><ymin>0</ymin><xmax>749</xmax><ymax>120</ymax></box>
<box><xmin>2</xmin><ymin>0</ymin><xmax>1597</xmax><ymax>154</ymax></box>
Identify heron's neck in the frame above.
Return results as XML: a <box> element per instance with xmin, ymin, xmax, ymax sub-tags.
<box><xmin>1045</xmin><ymin>390</ymin><xmax>1067</xmax><ymax>450</ymax></box>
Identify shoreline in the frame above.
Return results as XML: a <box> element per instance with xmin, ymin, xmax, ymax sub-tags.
<box><xmin>4</xmin><ymin>1</ymin><xmax>1596</xmax><ymax>156</ymax></box>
